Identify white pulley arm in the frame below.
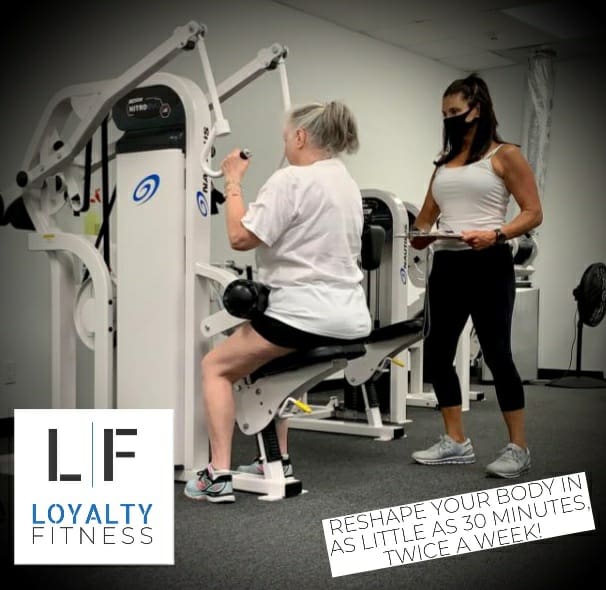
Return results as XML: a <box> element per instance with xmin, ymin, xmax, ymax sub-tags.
<box><xmin>199</xmin><ymin>43</ymin><xmax>290</xmax><ymax>177</ymax></box>
<box><xmin>2</xmin><ymin>21</ymin><xmax>206</xmax><ymax>204</ymax></box>
<box><xmin>195</xmin><ymin>262</ymin><xmax>247</xmax><ymax>338</ymax></box>
<box><xmin>199</xmin><ymin>124</ymin><xmax>228</xmax><ymax>178</ymax></box>
<box><xmin>209</xmin><ymin>44</ymin><xmax>289</xmax><ymax>105</ymax></box>
<box><xmin>277</xmin><ymin>53</ymin><xmax>291</xmax><ymax>110</ymax></box>
<box><xmin>198</xmin><ymin>35</ymin><xmax>231</xmax><ymax>178</ymax></box>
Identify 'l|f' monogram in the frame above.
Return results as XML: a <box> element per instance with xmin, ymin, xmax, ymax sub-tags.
<box><xmin>48</xmin><ymin>427</ymin><xmax>137</xmax><ymax>482</ymax></box>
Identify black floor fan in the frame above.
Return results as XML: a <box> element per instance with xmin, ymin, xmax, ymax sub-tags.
<box><xmin>549</xmin><ymin>262</ymin><xmax>606</xmax><ymax>388</ymax></box>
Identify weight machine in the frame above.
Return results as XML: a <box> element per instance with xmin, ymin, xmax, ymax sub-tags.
<box><xmin>404</xmin><ymin>199</ymin><xmax>485</xmax><ymax>409</ymax></box>
<box><xmin>286</xmin><ymin>190</ymin><xmax>484</xmax><ymax>441</ymax></box>
<box><xmin>2</xmin><ymin>20</ymin><xmax>385</xmax><ymax>501</ymax></box>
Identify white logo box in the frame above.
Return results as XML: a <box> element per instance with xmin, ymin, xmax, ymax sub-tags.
<box><xmin>14</xmin><ymin>409</ymin><xmax>174</xmax><ymax>565</ymax></box>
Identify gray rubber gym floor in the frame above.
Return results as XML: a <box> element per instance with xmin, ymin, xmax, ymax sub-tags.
<box><xmin>1</xmin><ymin>381</ymin><xmax>604</xmax><ymax>589</ymax></box>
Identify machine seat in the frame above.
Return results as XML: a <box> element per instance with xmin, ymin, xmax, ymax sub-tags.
<box><xmin>367</xmin><ymin>317</ymin><xmax>424</xmax><ymax>343</ymax></box>
<box><xmin>250</xmin><ymin>343</ymin><xmax>366</xmax><ymax>381</ymax></box>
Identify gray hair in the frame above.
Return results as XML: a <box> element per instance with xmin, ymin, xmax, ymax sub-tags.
<box><xmin>287</xmin><ymin>100</ymin><xmax>359</xmax><ymax>155</ymax></box>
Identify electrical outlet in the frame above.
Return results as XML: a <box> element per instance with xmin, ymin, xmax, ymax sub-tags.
<box><xmin>4</xmin><ymin>361</ymin><xmax>16</xmax><ymax>385</ymax></box>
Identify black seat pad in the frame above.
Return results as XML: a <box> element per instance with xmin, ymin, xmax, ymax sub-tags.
<box><xmin>250</xmin><ymin>343</ymin><xmax>367</xmax><ymax>381</ymax></box>
<box><xmin>367</xmin><ymin>317</ymin><xmax>424</xmax><ymax>343</ymax></box>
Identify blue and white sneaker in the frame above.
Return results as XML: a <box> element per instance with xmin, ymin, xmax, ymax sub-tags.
<box><xmin>184</xmin><ymin>467</ymin><xmax>235</xmax><ymax>503</ymax></box>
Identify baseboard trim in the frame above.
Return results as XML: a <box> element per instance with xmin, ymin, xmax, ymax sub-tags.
<box><xmin>538</xmin><ymin>368</ymin><xmax>605</xmax><ymax>380</ymax></box>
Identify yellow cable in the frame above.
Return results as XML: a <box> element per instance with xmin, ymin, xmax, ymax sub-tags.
<box><xmin>293</xmin><ymin>399</ymin><xmax>312</xmax><ymax>413</ymax></box>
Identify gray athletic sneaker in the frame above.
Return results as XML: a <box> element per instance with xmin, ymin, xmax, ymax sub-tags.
<box><xmin>236</xmin><ymin>456</ymin><xmax>294</xmax><ymax>477</ymax></box>
<box><xmin>412</xmin><ymin>434</ymin><xmax>476</xmax><ymax>465</ymax></box>
<box><xmin>486</xmin><ymin>443</ymin><xmax>531</xmax><ymax>478</ymax></box>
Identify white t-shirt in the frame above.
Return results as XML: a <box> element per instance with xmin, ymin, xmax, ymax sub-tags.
<box><xmin>241</xmin><ymin>158</ymin><xmax>371</xmax><ymax>339</ymax></box>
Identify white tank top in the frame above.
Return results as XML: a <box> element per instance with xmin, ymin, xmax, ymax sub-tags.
<box><xmin>431</xmin><ymin>144</ymin><xmax>510</xmax><ymax>251</ymax></box>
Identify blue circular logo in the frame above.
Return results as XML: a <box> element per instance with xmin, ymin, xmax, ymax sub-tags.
<box><xmin>400</xmin><ymin>266</ymin><xmax>408</xmax><ymax>285</ymax></box>
<box><xmin>197</xmin><ymin>191</ymin><xmax>208</xmax><ymax>217</ymax></box>
<box><xmin>132</xmin><ymin>174</ymin><xmax>160</xmax><ymax>204</ymax></box>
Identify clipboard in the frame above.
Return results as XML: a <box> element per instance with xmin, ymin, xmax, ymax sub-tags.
<box><xmin>408</xmin><ymin>230</ymin><xmax>464</xmax><ymax>240</ymax></box>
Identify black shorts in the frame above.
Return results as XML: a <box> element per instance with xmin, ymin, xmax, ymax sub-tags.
<box><xmin>250</xmin><ymin>313</ymin><xmax>361</xmax><ymax>349</ymax></box>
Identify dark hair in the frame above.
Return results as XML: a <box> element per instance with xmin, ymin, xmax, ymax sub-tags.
<box><xmin>434</xmin><ymin>73</ymin><xmax>504</xmax><ymax>166</ymax></box>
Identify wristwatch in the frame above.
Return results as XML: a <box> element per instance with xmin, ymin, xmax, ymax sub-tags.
<box><xmin>493</xmin><ymin>228</ymin><xmax>507</xmax><ymax>243</ymax></box>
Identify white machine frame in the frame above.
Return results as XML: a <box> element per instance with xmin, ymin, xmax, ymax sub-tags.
<box><xmin>287</xmin><ymin>190</ymin><xmax>422</xmax><ymax>439</ymax></box>
<box><xmin>403</xmin><ymin>199</ymin><xmax>484</xmax><ymax>410</ymax></box>
<box><xmin>197</xmin><ymin>266</ymin><xmax>366</xmax><ymax>500</ymax></box>
<box><xmin>287</xmin><ymin>189</ymin><xmax>483</xmax><ymax>441</ymax></box>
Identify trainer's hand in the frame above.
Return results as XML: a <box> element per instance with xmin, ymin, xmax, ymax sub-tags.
<box><xmin>461</xmin><ymin>230</ymin><xmax>496</xmax><ymax>250</ymax></box>
<box><xmin>221</xmin><ymin>148</ymin><xmax>250</xmax><ymax>184</ymax></box>
<box><xmin>410</xmin><ymin>235</ymin><xmax>437</xmax><ymax>250</ymax></box>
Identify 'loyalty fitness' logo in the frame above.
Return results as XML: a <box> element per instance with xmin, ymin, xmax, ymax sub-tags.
<box><xmin>14</xmin><ymin>409</ymin><xmax>174</xmax><ymax>565</ymax></box>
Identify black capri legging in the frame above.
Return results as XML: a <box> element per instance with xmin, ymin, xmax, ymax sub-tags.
<box><xmin>423</xmin><ymin>243</ymin><xmax>524</xmax><ymax>412</ymax></box>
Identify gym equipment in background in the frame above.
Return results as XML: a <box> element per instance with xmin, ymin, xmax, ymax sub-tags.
<box><xmin>287</xmin><ymin>190</ymin><xmax>483</xmax><ymax>442</ymax></box>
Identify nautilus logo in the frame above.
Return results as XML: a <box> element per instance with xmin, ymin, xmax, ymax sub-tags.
<box><xmin>196</xmin><ymin>191</ymin><xmax>208</xmax><ymax>217</ymax></box>
<box><xmin>132</xmin><ymin>174</ymin><xmax>160</xmax><ymax>205</ymax></box>
<box><xmin>400</xmin><ymin>266</ymin><xmax>407</xmax><ymax>285</ymax></box>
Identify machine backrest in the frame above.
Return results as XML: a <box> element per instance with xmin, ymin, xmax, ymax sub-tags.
<box><xmin>361</xmin><ymin>223</ymin><xmax>385</xmax><ymax>271</ymax></box>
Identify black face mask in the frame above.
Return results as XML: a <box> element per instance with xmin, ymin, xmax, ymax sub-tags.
<box><xmin>444</xmin><ymin>108</ymin><xmax>477</xmax><ymax>153</ymax></box>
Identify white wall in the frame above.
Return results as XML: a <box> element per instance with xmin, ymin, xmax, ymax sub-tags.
<box><xmin>479</xmin><ymin>66</ymin><xmax>527</xmax><ymax>147</ymax></box>
<box><xmin>0</xmin><ymin>0</ymin><xmax>459</xmax><ymax>415</ymax></box>
<box><xmin>484</xmin><ymin>58</ymin><xmax>606</xmax><ymax>375</ymax></box>
<box><xmin>529</xmin><ymin>56</ymin><xmax>606</xmax><ymax>373</ymax></box>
